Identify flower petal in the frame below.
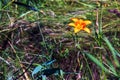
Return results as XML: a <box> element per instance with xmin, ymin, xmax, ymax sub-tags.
<box><xmin>68</xmin><ymin>18</ymin><xmax>91</xmax><ymax>33</ymax></box>
<box><xmin>68</xmin><ymin>23</ymin><xmax>76</xmax><ymax>27</ymax></box>
<box><xmin>71</xmin><ymin>18</ymin><xmax>79</xmax><ymax>22</ymax></box>
<box><xmin>83</xmin><ymin>27</ymin><xmax>91</xmax><ymax>33</ymax></box>
<box><xmin>74</xmin><ymin>28</ymin><xmax>81</xmax><ymax>33</ymax></box>
<box><xmin>84</xmin><ymin>20</ymin><xmax>92</xmax><ymax>25</ymax></box>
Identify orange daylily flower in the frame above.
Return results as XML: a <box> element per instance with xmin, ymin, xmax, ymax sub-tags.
<box><xmin>68</xmin><ymin>18</ymin><xmax>92</xmax><ymax>33</ymax></box>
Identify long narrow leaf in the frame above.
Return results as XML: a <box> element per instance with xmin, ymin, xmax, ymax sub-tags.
<box><xmin>103</xmin><ymin>37</ymin><xmax>120</xmax><ymax>67</ymax></box>
<box><xmin>42</xmin><ymin>59</ymin><xmax>56</xmax><ymax>66</ymax></box>
<box><xmin>32</xmin><ymin>65</ymin><xmax>43</xmax><ymax>77</ymax></box>
<box><xmin>84</xmin><ymin>52</ymin><xmax>109</xmax><ymax>73</ymax></box>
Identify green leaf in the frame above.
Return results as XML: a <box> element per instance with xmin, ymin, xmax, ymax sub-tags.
<box><xmin>59</xmin><ymin>69</ymin><xmax>64</xmax><ymax>79</ymax></box>
<box><xmin>103</xmin><ymin>37</ymin><xmax>120</xmax><ymax>67</ymax></box>
<box><xmin>84</xmin><ymin>52</ymin><xmax>109</xmax><ymax>73</ymax></box>
<box><xmin>79</xmin><ymin>2</ymin><xmax>96</xmax><ymax>8</ymax></box>
<box><xmin>41</xmin><ymin>75</ymin><xmax>47</xmax><ymax>80</ymax></box>
<box><xmin>42</xmin><ymin>59</ymin><xmax>56</xmax><ymax>66</ymax></box>
<box><xmin>32</xmin><ymin>65</ymin><xmax>43</xmax><ymax>77</ymax></box>
<box><xmin>19</xmin><ymin>11</ymin><xmax>33</xmax><ymax>18</ymax></box>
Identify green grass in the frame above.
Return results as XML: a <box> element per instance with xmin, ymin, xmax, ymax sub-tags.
<box><xmin>0</xmin><ymin>0</ymin><xmax>120</xmax><ymax>80</ymax></box>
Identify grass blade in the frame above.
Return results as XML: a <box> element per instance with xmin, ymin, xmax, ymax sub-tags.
<box><xmin>84</xmin><ymin>52</ymin><xmax>109</xmax><ymax>72</ymax></box>
<box><xmin>103</xmin><ymin>36</ymin><xmax>120</xmax><ymax>67</ymax></box>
